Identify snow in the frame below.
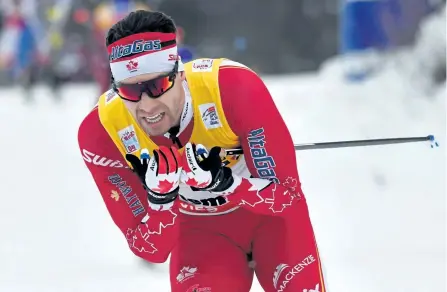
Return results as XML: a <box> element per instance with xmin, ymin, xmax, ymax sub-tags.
<box><xmin>0</xmin><ymin>9</ymin><xmax>445</xmax><ymax>292</ymax></box>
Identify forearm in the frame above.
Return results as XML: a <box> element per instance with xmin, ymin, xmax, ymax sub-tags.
<box><xmin>125</xmin><ymin>203</ymin><xmax>179</xmax><ymax>263</ymax></box>
<box><xmin>215</xmin><ymin>175</ymin><xmax>300</xmax><ymax>216</ymax></box>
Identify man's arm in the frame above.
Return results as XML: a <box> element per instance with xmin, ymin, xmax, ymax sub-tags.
<box><xmin>78</xmin><ymin>107</ymin><xmax>179</xmax><ymax>263</ymax></box>
<box><xmin>219</xmin><ymin>61</ymin><xmax>303</xmax><ymax>215</ymax></box>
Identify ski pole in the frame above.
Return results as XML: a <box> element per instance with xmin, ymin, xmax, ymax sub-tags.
<box><xmin>225</xmin><ymin>135</ymin><xmax>438</xmax><ymax>155</ymax></box>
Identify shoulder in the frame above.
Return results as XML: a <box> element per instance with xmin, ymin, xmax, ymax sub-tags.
<box><xmin>219</xmin><ymin>59</ymin><xmax>251</xmax><ymax>71</ymax></box>
<box><xmin>78</xmin><ymin>90</ymin><xmax>116</xmax><ymax>146</ymax></box>
<box><xmin>218</xmin><ymin>59</ymin><xmax>269</xmax><ymax>104</ymax></box>
<box><xmin>218</xmin><ymin>59</ymin><xmax>266</xmax><ymax>91</ymax></box>
<box><xmin>77</xmin><ymin>105</ymin><xmax>102</xmax><ymax>146</ymax></box>
<box><xmin>77</xmin><ymin>105</ymin><xmax>108</xmax><ymax>155</ymax></box>
<box><xmin>77</xmin><ymin>102</ymin><xmax>123</xmax><ymax>165</ymax></box>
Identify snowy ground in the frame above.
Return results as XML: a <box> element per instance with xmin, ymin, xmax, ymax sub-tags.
<box><xmin>0</xmin><ymin>66</ymin><xmax>444</xmax><ymax>291</ymax></box>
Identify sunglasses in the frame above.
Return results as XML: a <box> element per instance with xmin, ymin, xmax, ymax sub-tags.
<box><xmin>114</xmin><ymin>61</ymin><xmax>179</xmax><ymax>102</ymax></box>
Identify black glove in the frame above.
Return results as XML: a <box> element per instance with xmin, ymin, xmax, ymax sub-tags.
<box><xmin>180</xmin><ymin>142</ymin><xmax>235</xmax><ymax>192</ymax></box>
<box><xmin>126</xmin><ymin>146</ymin><xmax>182</xmax><ymax>205</ymax></box>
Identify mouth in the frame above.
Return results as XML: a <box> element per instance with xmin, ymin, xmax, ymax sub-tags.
<box><xmin>143</xmin><ymin>112</ymin><xmax>165</xmax><ymax>124</ymax></box>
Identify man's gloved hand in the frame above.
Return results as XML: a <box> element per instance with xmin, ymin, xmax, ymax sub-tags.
<box><xmin>126</xmin><ymin>146</ymin><xmax>182</xmax><ymax>210</ymax></box>
<box><xmin>180</xmin><ymin>142</ymin><xmax>235</xmax><ymax>192</ymax></box>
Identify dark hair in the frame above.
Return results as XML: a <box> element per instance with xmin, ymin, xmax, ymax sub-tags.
<box><xmin>106</xmin><ymin>10</ymin><xmax>176</xmax><ymax>46</ymax></box>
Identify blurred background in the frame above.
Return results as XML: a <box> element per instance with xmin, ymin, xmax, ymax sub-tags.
<box><xmin>0</xmin><ymin>1</ymin><xmax>445</xmax><ymax>291</ymax></box>
<box><xmin>0</xmin><ymin>0</ymin><xmax>445</xmax><ymax>99</ymax></box>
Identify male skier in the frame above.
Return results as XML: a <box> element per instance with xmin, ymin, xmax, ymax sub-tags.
<box><xmin>78</xmin><ymin>10</ymin><xmax>326</xmax><ymax>292</ymax></box>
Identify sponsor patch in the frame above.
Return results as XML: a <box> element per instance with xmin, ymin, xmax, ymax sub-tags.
<box><xmin>276</xmin><ymin>254</ymin><xmax>316</xmax><ymax>292</ymax></box>
<box><xmin>105</xmin><ymin>90</ymin><xmax>118</xmax><ymax>104</ymax></box>
<box><xmin>81</xmin><ymin>149</ymin><xmax>127</xmax><ymax>168</ymax></box>
<box><xmin>109</xmin><ymin>39</ymin><xmax>161</xmax><ymax>62</ymax></box>
<box><xmin>118</xmin><ymin>125</ymin><xmax>141</xmax><ymax>154</ymax></box>
<box><xmin>198</xmin><ymin>103</ymin><xmax>222</xmax><ymax>129</ymax></box>
<box><xmin>247</xmin><ymin>127</ymin><xmax>279</xmax><ymax>183</ymax></box>
<box><xmin>191</xmin><ymin>59</ymin><xmax>213</xmax><ymax>72</ymax></box>
<box><xmin>108</xmin><ymin>174</ymin><xmax>145</xmax><ymax>217</ymax></box>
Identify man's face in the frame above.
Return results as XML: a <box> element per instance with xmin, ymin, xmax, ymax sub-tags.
<box><xmin>121</xmin><ymin>71</ymin><xmax>186</xmax><ymax>136</ymax></box>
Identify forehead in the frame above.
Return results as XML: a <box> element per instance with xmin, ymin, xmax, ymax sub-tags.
<box><xmin>119</xmin><ymin>72</ymin><xmax>167</xmax><ymax>85</ymax></box>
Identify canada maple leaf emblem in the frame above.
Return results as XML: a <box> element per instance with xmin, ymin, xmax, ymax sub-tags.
<box><xmin>126</xmin><ymin>60</ymin><xmax>138</xmax><ymax>72</ymax></box>
<box><xmin>282</xmin><ymin>177</ymin><xmax>298</xmax><ymax>192</ymax></box>
<box><xmin>185</xmin><ymin>177</ymin><xmax>210</xmax><ymax>188</ymax></box>
<box><xmin>238</xmin><ymin>180</ymin><xmax>295</xmax><ymax>214</ymax></box>
<box><xmin>153</xmin><ymin>179</ymin><xmax>175</xmax><ymax>193</ymax></box>
<box><xmin>125</xmin><ymin>228</ymin><xmax>157</xmax><ymax>254</ymax></box>
<box><xmin>110</xmin><ymin>190</ymin><xmax>119</xmax><ymax>201</ymax></box>
<box><xmin>125</xmin><ymin>210</ymin><xmax>177</xmax><ymax>256</ymax></box>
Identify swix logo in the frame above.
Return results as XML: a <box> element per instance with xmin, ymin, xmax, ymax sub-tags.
<box><xmin>125</xmin><ymin>209</ymin><xmax>177</xmax><ymax>254</ymax></box>
<box><xmin>303</xmin><ymin>284</ymin><xmax>320</xmax><ymax>292</ymax></box>
<box><xmin>238</xmin><ymin>180</ymin><xmax>295</xmax><ymax>214</ymax></box>
<box><xmin>81</xmin><ymin>149</ymin><xmax>127</xmax><ymax>168</ymax></box>
<box><xmin>276</xmin><ymin>255</ymin><xmax>316</xmax><ymax>292</ymax></box>
<box><xmin>168</xmin><ymin>54</ymin><xmax>180</xmax><ymax>61</ymax></box>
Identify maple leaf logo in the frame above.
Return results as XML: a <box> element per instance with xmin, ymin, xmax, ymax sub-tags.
<box><xmin>266</xmin><ymin>184</ymin><xmax>295</xmax><ymax>213</ymax></box>
<box><xmin>185</xmin><ymin>177</ymin><xmax>210</xmax><ymax>188</ymax></box>
<box><xmin>238</xmin><ymin>180</ymin><xmax>295</xmax><ymax>214</ymax></box>
<box><xmin>125</xmin><ymin>228</ymin><xmax>157</xmax><ymax>254</ymax></box>
<box><xmin>111</xmin><ymin>190</ymin><xmax>120</xmax><ymax>201</ymax></box>
<box><xmin>282</xmin><ymin>177</ymin><xmax>298</xmax><ymax>192</ymax></box>
<box><xmin>126</xmin><ymin>60</ymin><xmax>138</xmax><ymax>72</ymax></box>
<box><xmin>124</xmin><ymin>210</ymin><xmax>178</xmax><ymax>256</ymax></box>
<box><xmin>153</xmin><ymin>179</ymin><xmax>175</xmax><ymax>193</ymax></box>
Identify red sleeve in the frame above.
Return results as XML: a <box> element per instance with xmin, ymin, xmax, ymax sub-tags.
<box><xmin>219</xmin><ymin>66</ymin><xmax>303</xmax><ymax>216</ymax></box>
<box><xmin>77</xmin><ymin>107</ymin><xmax>179</xmax><ymax>263</ymax></box>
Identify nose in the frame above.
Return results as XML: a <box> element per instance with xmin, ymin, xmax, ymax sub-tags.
<box><xmin>138</xmin><ymin>92</ymin><xmax>161</xmax><ymax>112</ymax></box>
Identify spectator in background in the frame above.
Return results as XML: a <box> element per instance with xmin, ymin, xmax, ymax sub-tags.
<box><xmin>91</xmin><ymin>0</ymin><xmax>152</xmax><ymax>97</ymax></box>
<box><xmin>176</xmin><ymin>26</ymin><xmax>195</xmax><ymax>63</ymax></box>
<box><xmin>0</xmin><ymin>0</ymin><xmax>47</xmax><ymax>92</ymax></box>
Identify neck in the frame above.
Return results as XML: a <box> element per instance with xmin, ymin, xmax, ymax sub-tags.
<box><xmin>165</xmin><ymin>80</ymin><xmax>193</xmax><ymax>138</ymax></box>
<box><xmin>173</xmin><ymin>94</ymin><xmax>185</xmax><ymax>128</ymax></box>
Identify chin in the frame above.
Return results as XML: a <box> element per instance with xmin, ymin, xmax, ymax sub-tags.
<box><xmin>145</xmin><ymin>128</ymin><xmax>167</xmax><ymax>137</ymax></box>
<box><xmin>140</xmin><ymin>119</ymin><xmax>171</xmax><ymax>137</ymax></box>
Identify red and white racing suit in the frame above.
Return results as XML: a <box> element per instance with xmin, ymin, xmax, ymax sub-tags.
<box><xmin>78</xmin><ymin>60</ymin><xmax>326</xmax><ymax>292</ymax></box>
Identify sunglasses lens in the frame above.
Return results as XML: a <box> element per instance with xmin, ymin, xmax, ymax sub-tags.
<box><xmin>116</xmin><ymin>84</ymin><xmax>142</xmax><ymax>101</ymax></box>
<box><xmin>115</xmin><ymin>74</ymin><xmax>175</xmax><ymax>101</ymax></box>
<box><xmin>146</xmin><ymin>75</ymin><xmax>174</xmax><ymax>97</ymax></box>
